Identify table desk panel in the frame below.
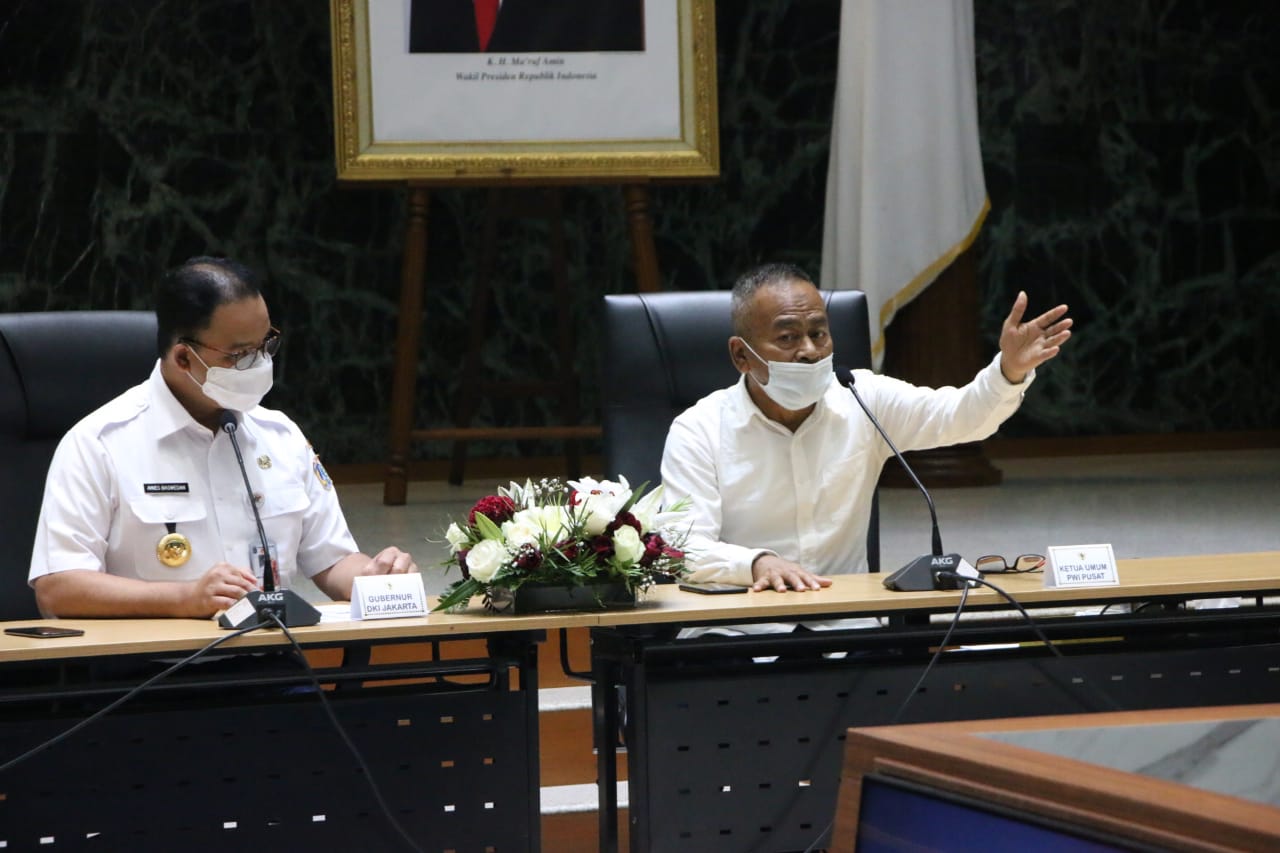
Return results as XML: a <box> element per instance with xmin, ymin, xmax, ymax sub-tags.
<box><xmin>0</xmin><ymin>618</ymin><xmax>546</xmax><ymax>852</ymax></box>
<box><xmin>588</xmin><ymin>552</ymin><xmax>1280</xmax><ymax>852</ymax></box>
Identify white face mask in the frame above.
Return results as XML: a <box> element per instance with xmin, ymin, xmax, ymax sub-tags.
<box><xmin>188</xmin><ymin>350</ymin><xmax>274</xmax><ymax>411</ymax></box>
<box><xmin>739</xmin><ymin>339</ymin><xmax>834</xmax><ymax>411</ymax></box>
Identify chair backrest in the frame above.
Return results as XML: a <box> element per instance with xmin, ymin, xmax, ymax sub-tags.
<box><xmin>600</xmin><ymin>290</ymin><xmax>879</xmax><ymax>572</ymax></box>
<box><xmin>0</xmin><ymin>311</ymin><xmax>158</xmax><ymax>621</ymax></box>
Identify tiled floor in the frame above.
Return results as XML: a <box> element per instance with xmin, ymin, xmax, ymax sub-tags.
<box><xmin>298</xmin><ymin>448</ymin><xmax>1280</xmax><ymax>600</ymax></box>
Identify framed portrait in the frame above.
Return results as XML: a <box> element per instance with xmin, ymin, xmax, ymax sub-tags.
<box><xmin>329</xmin><ymin>0</ymin><xmax>720</xmax><ymax>183</ymax></box>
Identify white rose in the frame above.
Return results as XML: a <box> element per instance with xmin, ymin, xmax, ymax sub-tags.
<box><xmin>466</xmin><ymin>539</ymin><xmax>507</xmax><ymax>583</ymax></box>
<box><xmin>503</xmin><ymin>506</ymin><xmax>568</xmax><ymax>547</ymax></box>
<box><xmin>533</xmin><ymin>505</ymin><xmax>570</xmax><ymax>538</ymax></box>
<box><xmin>612</xmin><ymin>525</ymin><xmax>644</xmax><ymax>566</ymax></box>
<box><xmin>578</xmin><ymin>503</ymin><xmax>612</xmax><ymax>537</ymax></box>
<box><xmin>502</xmin><ymin>512</ymin><xmax>542</xmax><ymax>548</ymax></box>
<box><xmin>445</xmin><ymin>522</ymin><xmax>469</xmax><ymax>554</ymax></box>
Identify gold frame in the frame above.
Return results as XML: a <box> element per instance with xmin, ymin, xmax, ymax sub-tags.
<box><xmin>329</xmin><ymin>0</ymin><xmax>719</xmax><ymax>183</ymax></box>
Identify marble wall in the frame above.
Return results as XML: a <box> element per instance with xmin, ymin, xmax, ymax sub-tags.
<box><xmin>976</xmin><ymin>0</ymin><xmax>1280</xmax><ymax>437</ymax></box>
<box><xmin>1</xmin><ymin>0</ymin><xmax>1276</xmax><ymax>463</ymax></box>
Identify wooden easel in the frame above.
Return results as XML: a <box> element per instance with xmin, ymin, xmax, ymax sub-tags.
<box><xmin>382</xmin><ymin>183</ymin><xmax>661</xmax><ymax>505</ymax></box>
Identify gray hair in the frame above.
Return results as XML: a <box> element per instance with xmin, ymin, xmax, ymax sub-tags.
<box><xmin>730</xmin><ymin>262</ymin><xmax>815</xmax><ymax>338</ymax></box>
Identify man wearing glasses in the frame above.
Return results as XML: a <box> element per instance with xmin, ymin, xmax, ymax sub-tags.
<box><xmin>29</xmin><ymin>256</ymin><xmax>417</xmax><ymax>618</ymax></box>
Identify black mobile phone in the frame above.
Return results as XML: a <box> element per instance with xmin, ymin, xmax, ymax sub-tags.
<box><xmin>678</xmin><ymin>582</ymin><xmax>748</xmax><ymax>595</ymax></box>
<box><xmin>5</xmin><ymin>626</ymin><xmax>85</xmax><ymax>639</ymax></box>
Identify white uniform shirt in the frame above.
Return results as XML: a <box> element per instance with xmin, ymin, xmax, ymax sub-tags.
<box><xmin>29</xmin><ymin>362</ymin><xmax>358</xmax><ymax>589</ymax></box>
<box><xmin>661</xmin><ymin>353</ymin><xmax>1034</xmax><ymax>588</ymax></box>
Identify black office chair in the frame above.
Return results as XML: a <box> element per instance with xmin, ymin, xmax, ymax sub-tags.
<box><xmin>0</xmin><ymin>311</ymin><xmax>158</xmax><ymax>621</ymax></box>
<box><xmin>600</xmin><ymin>290</ymin><xmax>879</xmax><ymax>572</ymax></box>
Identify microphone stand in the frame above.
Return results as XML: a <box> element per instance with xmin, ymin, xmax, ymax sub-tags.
<box><xmin>216</xmin><ymin>410</ymin><xmax>321</xmax><ymax>629</ymax></box>
<box><xmin>843</xmin><ymin>370</ymin><xmax>967</xmax><ymax>591</ymax></box>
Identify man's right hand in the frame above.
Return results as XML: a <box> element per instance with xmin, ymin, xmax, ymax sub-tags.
<box><xmin>751</xmin><ymin>554</ymin><xmax>832</xmax><ymax>592</ymax></box>
<box><xmin>185</xmin><ymin>562</ymin><xmax>258</xmax><ymax>617</ymax></box>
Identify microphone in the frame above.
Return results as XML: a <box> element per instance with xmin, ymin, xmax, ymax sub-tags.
<box><xmin>840</xmin><ymin>368</ymin><xmax>967</xmax><ymax>592</ymax></box>
<box><xmin>216</xmin><ymin>410</ymin><xmax>321</xmax><ymax>629</ymax></box>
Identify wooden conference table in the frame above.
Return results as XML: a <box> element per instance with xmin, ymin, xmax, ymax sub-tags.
<box><xmin>584</xmin><ymin>551</ymin><xmax>1280</xmax><ymax>852</ymax></box>
<box><xmin>1</xmin><ymin>552</ymin><xmax>1277</xmax><ymax>851</ymax></box>
<box><xmin>0</xmin><ymin>606</ymin><xmax>602</xmax><ymax>851</ymax></box>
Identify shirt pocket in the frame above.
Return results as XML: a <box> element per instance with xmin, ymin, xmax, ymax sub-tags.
<box><xmin>256</xmin><ymin>486</ymin><xmax>311</xmax><ymax>586</ymax></box>
<box><xmin>126</xmin><ymin>495</ymin><xmax>208</xmax><ymax>581</ymax></box>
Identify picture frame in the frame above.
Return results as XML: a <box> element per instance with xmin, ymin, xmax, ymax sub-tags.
<box><xmin>329</xmin><ymin>0</ymin><xmax>720</xmax><ymax>183</ymax></box>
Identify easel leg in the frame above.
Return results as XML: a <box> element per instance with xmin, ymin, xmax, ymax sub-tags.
<box><xmin>384</xmin><ymin>187</ymin><xmax>429</xmax><ymax>506</ymax></box>
<box><xmin>624</xmin><ymin>184</ymin><xmax>661</xmax><ymax>293</ymax></box>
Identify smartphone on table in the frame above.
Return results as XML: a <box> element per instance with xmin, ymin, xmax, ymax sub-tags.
<box><xmin>5</xmin><ymin>626</ymin><xmax>86</xmax><ymax>639</ymax></box>
<box><xmin>678</xmin><ymin>582</ymin><xmax>748</xmax><ymax>595</ymax></box>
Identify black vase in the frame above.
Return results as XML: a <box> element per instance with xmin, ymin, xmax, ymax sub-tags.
<box><xmin>490</xmin><ymin>580</ymin><xmax>637</xmax><ymax>614</ymax></box>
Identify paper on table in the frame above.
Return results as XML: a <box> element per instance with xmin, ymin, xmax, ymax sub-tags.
<box><xmin>316</xmin><ymin>603</ymin><xmax>354</xmax><ymax>624</ymax></box>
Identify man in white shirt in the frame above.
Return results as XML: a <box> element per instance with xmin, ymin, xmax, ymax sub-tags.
<box><xmin>29</xmin><ymin>256</ymin><xmax>417</xmax><ymax>618</ymax></box>
<box><xmin>661</xmin><ymin>262</ymin><xmax>1072</xmax><ymax>594</ymax></box>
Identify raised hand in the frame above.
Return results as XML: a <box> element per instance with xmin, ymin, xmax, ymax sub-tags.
<box><xmin>999</xmin><ymin>290</ymin><xmax>1072</xmax><ymax>383</ymax></box>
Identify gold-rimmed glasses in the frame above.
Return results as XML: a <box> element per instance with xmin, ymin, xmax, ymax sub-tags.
<box><xmin>181</xmin><ymin>327</ymin><xmax>281</xmax><ymax>370</ymax></box>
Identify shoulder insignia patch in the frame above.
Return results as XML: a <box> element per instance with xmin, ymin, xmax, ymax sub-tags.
<box><xmin>313</xmin><ymin>455</ymin><xmax>334</xmax><ymax>491</ymax></box>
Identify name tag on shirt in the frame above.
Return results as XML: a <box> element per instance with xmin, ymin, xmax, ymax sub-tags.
<box><xmin>144</xmin><ymin>483</ymin><xmax>189</xmax><ymax>494</ymax></box>
<box><xmin>351</xmin><ymin>574</ymin><xmax>428</xmax><ymax>620</ymax></box>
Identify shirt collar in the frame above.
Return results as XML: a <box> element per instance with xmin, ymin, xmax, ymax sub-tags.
<box><xmin>726</xmin><ymin>373</ymin><xmax>835</xmax><ymax>433</ymax></box>
<box><xmin>145</xmin><ymin>361</ymin><xmax>199</xmax><ymax>439</ymax></box>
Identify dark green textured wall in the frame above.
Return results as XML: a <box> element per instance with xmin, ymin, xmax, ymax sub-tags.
<box><xmin>2</xmin><ymin>0</ymin><xmax>1276</xmax><ymax>463</ymax></box>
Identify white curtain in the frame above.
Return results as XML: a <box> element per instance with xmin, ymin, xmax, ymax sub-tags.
<box><xmin>820</xmin><ymin>0</ymin><xmax>988</xmax><ymax>369</ymax></box>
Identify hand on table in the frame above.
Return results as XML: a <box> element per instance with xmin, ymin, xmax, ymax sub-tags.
<box><xmin>353</xmin><ymin>546</ymin><xmax>419</xmax><ymax>577</ymax></box>
<box><xmin>751</xmin><ymin>554</ymin><xmax>832</xmax><ymax>593</ymax></box>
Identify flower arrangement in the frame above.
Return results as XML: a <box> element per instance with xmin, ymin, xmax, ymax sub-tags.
<box><xmin>435</xmin><ymin>477</ymin><xmax>692</xmax><ymax>613</ymax></box>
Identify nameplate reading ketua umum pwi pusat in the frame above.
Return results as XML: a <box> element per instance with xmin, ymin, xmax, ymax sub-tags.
<box><xmin>1045</xmin><ymin>543</ymin><xmax>1119</xmax><ymax>588</ymax></box>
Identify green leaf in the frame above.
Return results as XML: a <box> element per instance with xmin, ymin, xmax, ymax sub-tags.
<box><xmin>433</xmin><ymin>577</ymin><xmax>482</xmax><ymax>612</ymax></box>
<box><xmin>473</xmin><ymin>512</ymin><xmax>504</xmax><ymax>542</ymax></box>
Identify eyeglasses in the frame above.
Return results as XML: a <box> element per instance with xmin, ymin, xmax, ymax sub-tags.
<box><xmin>974</xmin><ymin>553</ymin><xmax>1045</xmax><ymax>574</ymax></box>
<box><xmin>181</xmin><ymin>327</ymin><xmax>282</xmax><ymax>370</ymax></box>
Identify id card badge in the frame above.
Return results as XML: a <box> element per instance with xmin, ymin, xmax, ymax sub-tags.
<box><xmin>250</xmin><ymin>542</ymin><xmax>281</xmax><ymax>589</ymax></box>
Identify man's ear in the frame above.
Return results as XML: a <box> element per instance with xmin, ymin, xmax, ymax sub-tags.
<box><xmin>728</xmin><ymin>337</ymin><xmax>751</xmax><ymax>374</ymax></box>
<box><xmin>171</xmin><ymin>343</ymin><xmax>190</xmax><ymax>370</ymax></box>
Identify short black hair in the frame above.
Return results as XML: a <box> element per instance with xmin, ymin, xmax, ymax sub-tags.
<box><xmin>730</xmin><ymin>262</ymin><xmax>816</xmax><ymax>338</ymax></box>
<box><xmin>155</xmin><ymin>256</ymin><xmax>262</xmax><ymax>357</ymax></box>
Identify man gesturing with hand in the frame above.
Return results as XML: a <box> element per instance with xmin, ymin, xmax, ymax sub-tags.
<box><xmin>661</xmin><ymin>263</ymin><xmax>1070</xmax><ymax>604</ymax></box>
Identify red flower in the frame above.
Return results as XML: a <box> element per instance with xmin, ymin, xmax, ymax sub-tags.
<box><xmin>640</xmin><ymin>533</ymin><xmax>665</xmax><ymax>567</ymax></box>
<box><xmin>554</xmin><ymin>539</ymin><xmax>580</xmax><ymax>561</ymax></box>
<box><xmin>605</xmin><ymin>511</ymin><xmax>642</xmax><ymax>536</ymax></box>
<box><xmin>469</xmin><ymin>495</ymin><xmax>516</xmax><ymax>526</ymax></box>
<box><xmin>590</xmin><ymin>534</ymin><xmax>614</xmax><ymax>559</ymax></box>
<box><xmin>514</xmin><ymin>544</ymin><xmax>542</xmax><ymax>571</ymax></box>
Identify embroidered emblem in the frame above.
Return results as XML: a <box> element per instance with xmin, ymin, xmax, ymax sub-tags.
<box><xmin>313</xmin><ymin>456</ymin><xmax>333</xmax><ymax>491</ymax></box>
